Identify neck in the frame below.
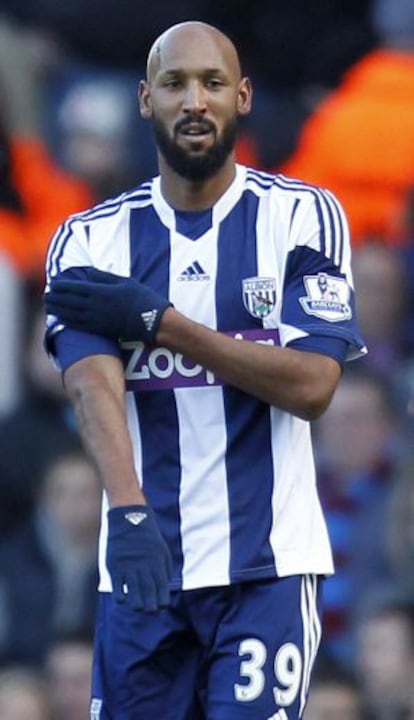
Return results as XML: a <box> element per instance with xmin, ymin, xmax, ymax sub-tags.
<box><xmin>158</xmin><ymin>154</ymin><xmax>237</xmax><ymax>210</ymax></box>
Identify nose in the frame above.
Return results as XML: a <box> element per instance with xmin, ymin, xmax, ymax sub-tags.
<box><xmin>182</xmin><ymin>80</ymin><xmax>207</xmax><ymax>114</ymax></box>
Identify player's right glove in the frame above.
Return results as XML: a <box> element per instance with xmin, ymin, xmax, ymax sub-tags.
<box><xmin>106</xmin><ymin>504</ymin><xmax>172</xmax><ymax>612</ymax></box>
<box><xmin>45</xmin><ymin>267</ymin><xmax>172</xmax><ymax>345</ymax></box>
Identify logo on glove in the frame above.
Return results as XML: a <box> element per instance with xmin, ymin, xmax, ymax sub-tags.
<box><xmin>125</xmin><ymin>511</ymin><xmax>147</xmax><ymax>526</ymax></box>
<box><xmin>141</xmin><ymin>309</ymin><xmax>158</xmax><ymax>333</ymax></box>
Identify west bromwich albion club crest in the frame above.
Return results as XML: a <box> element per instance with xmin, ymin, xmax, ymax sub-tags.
<box><xmin>242</xmin><ymin>277</ymin><xmax>277</xmax><ymax>319</ymax></box>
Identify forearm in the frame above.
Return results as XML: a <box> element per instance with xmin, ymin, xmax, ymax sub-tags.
<box><xmin>157</xmin><ymin>308</ymin><xmax>341</xmax><ymax>420</ymax></box>
<box><xmin>63</xmin><ymin>354</ymin><xmax>146</xmax><ymax>507</ymax></box>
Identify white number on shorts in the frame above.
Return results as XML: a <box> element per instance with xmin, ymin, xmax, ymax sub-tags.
<box><xmin>234</xmin><ymin>639</ymin><xmax>302</xmax><ymax>706</ymax></box>
<box><xmin>234</xmin><ymin>638</ymin><xmax>266</xmax><ymax>701</ymax></box>
<box><xmin>273</xmin><ymin>642</ymin><xmax>302</xmax><ymax>706</ymax></box>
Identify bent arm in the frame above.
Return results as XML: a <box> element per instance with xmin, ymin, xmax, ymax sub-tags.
<box><xmin>157</xmin><ymin>308</ymin><xmax>341</xmax><ymax>421</ymax></box>
<box><xmin>63</xmin><ymin>353</ymin><xmax>146</xmax><ymax>507</ymax></box>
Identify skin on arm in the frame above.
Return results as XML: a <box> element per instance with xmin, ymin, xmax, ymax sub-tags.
<box><xmin>63</xmin><ymin>353</ymin><xmax>146</xmax><ymax>508</ymax></box>
<box><xmin>158</xmin><ymin>308</ymin><xmax>342</xmax><ymax>422</ymax></box>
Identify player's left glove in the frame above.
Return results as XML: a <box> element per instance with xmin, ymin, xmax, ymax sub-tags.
<box><xmin>45</xmin><ymin>267</ymin><xmax>172</xmax><ymax>344</ymax></box>
<box><xmin>106</xmin><ymin>504</ymin><xmax>173</xmax><ymax>612</ymax></box>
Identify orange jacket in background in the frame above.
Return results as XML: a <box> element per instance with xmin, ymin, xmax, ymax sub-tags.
<box><xmin>1</xmin><ymin>136</ymin><xmax>94</xmax><ymax>277</ymax></box>
<box><xmin>280</xmin><ymin>50</ymin><xmax>414</xmax><ymax>246</ymax></box>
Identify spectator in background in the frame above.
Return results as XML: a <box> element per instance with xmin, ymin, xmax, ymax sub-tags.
<box><xmin>0</xmin><ymin>448</ymin><xmax>100</xmax><ymax>665</ymax></box>
<box><xmin>352</xmin><ymin>241</ymin><xmax>411</xmax><ymax>378</ymax></box>
<box><xmin>386</xmin><ymin>458</ymin><xmax>414</xmax><ymax>601</ymax></box>
<box><xmin>45</xmin><ymin>633</ymin><xmax>93</xmax><ymax>720</ymax></box>
<box><xmin>53</xmin><ymin>75</ymin><xmax>155</xmax><ymax>200</ymax></box>
<box><xmin>0</xmin><ymin>301</ymin><xmax>80</xmax><ymax>538</ymax></box>
<box><xmin>355</xmin><ymin>598</ymin><xmax>414</xmax><ymax>719</ymax></box>
<box><xmin>0</xmin><ymin>18</ymin><xmax>94</xmax><ymax>280</ymax></box>
<box><xmin>304</xmin><ymin>661</ymin><xmax>363</xmax><ymax>720</ymax></box>
<box><xmin>313</xmin><ymin>368</ymin><xmax>401</xmax><ymax>665</ymax></box>
<box><xmin>280</xmin><ymin>0</ymin><xmax>414</xmax><ymax>246</ymax></box>
<box><xmin>0</xmin><ymin>667</ymin><xmax>52</xmax><ymax>720</ymax></box>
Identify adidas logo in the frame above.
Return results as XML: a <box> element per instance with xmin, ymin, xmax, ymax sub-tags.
<box><xmin>178</xmin><ymin>261</ymin><xmax>210</xmax><ymax>282</ymax></box>
<box><xmin>125</xmin><ymin>511</ymin><xmax>147</xmax><ymax>526</ymax></box>
<box><xmin>141</xmin><ymin>309</ymin><xmax>158</xmax><ymax>332</ymax></box>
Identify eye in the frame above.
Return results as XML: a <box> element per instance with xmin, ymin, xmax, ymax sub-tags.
<box><xmin>163</xmin><ymin>78</ymin><xmax>181</xmax><ymax>89</ymax></box>
<box><xmin>206</xmin><ymin>78</ymin><xmax>223</xmax><ymax>89</ymax></box>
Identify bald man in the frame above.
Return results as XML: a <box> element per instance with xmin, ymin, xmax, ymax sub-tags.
<box><xmin>45</xmin><ymin>21</ymin><xmax>366</xmax><ymax>720</ymax></box>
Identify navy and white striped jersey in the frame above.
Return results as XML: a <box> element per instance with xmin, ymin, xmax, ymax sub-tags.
<box><xmin>45</xmin><ymin>165</ymin><xmax>366</xmax><ymax>592</ymax></box>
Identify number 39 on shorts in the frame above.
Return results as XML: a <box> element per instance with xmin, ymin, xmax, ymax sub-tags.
<box><xmin>234</xmin><ymin>639</ymin><xmax>302</xmax><ymax>706</ymax></box>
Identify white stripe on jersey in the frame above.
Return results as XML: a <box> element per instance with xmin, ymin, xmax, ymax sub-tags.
<box><xmin>169</xmin><ymin>219</ymin><xmax>231</xmax><ymax>588</ymax></box>
<box><xmin>268</xmin><ymin>409</ymin><xmax>333</xmax><ymax>576</ymax></box>
<box><xmin>176</xmin><ymin>386</ymin><xmax>230</xmax><ymax>588</ymax></box>
<box><xmin>299</xmin><ymin>575</ymin><xmax>322</xmax><ymax>716</ymax></box>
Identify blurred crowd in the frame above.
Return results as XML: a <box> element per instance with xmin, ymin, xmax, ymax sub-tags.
<box><xmin>0</xmin><ymin>0</ymin><xmax>414</xmax><ymax>717</ymax></box>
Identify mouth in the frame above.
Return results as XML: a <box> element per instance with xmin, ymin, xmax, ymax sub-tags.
<box><xmin>176</xmin><ymin>122</ymin><xmax>215</xmax><ymax>140</ymax></box>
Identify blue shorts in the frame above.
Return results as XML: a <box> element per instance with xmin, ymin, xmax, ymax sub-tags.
<box><xmin>90</xmin><ymin>575</ymin><xmax>323</xmax><ymax>720</ymax></box>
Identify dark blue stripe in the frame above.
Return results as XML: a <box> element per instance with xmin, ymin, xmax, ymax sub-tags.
<box><xmin>246</xmin><ymin>168</ymin><xmax>275</xmax><ymax>184</ymax></box>
<box><xmin>128</xmin><ymin>206</ymin><xmax>184</xmax><ymax>583</ymax></box>
<box><xmin>274</xmin><ymin>174</ymin><xmax>322</xmax><ymax>197</ymax></box>
<box><xmin>174</xmin><ymin>208</ymin><xmax>213</xmax><ymax>240</ymax></box>
<box><xmin>130</xmin><ymin>205</ymin><xmax>171</xmax><ymax>288</ymax></box>
<box><xmin>82</xmin><ymin>194</ymin><xmax>152</xmax><ymax>222</ymax></box>
<box><xmin>46</xmin><ymin>219</ymin><xmax>68</xmax><ymax>277</ymax></box>
<box><xmin>313</xmin><ymin>194</ymin><xmax>326</xmax><ymax>257</ymax></box>
<box><xmin>275</xmin><ymin>173</ymin><xmax>317</xmax><ymax>192</ymax></box>
<box><xmin>246</xmin><ymin>171</ymin><xmax>274</xmax><ymax>189</ymax></box>
<box><xmin>215</xmin><ymin>191</ymin><xmax>275</xmax><ymax>577</ymax></box>
<box><xmin>78</xmin><ymin>188</ymin><xmax>151</xmax><ymax>220</ymax></box>
<box><xmin>135</xmin><ymin>390</ymin><xmax>183</xmax><ymax>586</ymax></box>
<box><xmin>290</xmin><ymin>198</ymin><xmax>300</xmax><ymax>232</ymax></box>
<box><xmin>49</xmin><ymin>220</ymin><xmax>75</xmax><ymax>277</ymax></box>
<box><xmin>321</xmin><ymin>190</ymin><xmax>336</xmax><ymax>262</ymax></box>
<box><xmin>326</xmin><ymin>190</ymin><xmax>345</xmax><ymax>266</ymax></box>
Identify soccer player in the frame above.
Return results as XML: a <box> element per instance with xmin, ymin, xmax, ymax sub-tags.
<box><xmin>45</xmin><ymin>21</ymin><xmax>366</xmax><ymax>720</ymax></box>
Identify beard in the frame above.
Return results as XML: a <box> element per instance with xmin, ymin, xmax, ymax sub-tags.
<box><xmin>152</xmin><ymin>114</ymin><xmax>238</xmax><ymax>181</ymax></box>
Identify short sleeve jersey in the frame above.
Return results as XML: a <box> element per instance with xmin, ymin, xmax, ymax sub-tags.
<box><xmin>45</xmin><ymin>165</ymin><xmax>366</xmax><ymax>592</ymax></box>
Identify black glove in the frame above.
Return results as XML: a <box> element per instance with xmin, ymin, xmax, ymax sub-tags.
<box><xmin>45</xmin><ymin>267</ymin><xmax>172</xmax><ymax>344</ymax></box>
<box><xmin>106</xmin><ymin>504</ymin><xmax>172</xmax><ymax>612</ymax></box>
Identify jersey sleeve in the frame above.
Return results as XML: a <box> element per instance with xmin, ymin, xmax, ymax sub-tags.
<box><xmin>280</xmin><ymin>188</ymin><xmax>367</xmax><ymax>362</ymax></box>
<box><xmin>44</xmin><ymin>217</ymin><xmax>120</xmax><ymax>370</ymax></box>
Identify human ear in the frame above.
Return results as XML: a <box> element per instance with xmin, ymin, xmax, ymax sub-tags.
<box><xmin>237</xmin><ymin>77</ymin><xmax>253</xmax><ymax>117</ymax></box>
<box><xmin>138</xmin><ymin>80</ymin><xmax>152</xmax><ymax>119</ymax></box>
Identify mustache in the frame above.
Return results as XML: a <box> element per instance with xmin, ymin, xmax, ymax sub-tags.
<box><xmin>174</xmin><ymin>116</ymin><xmax>216</xmax><ymax>134</ymax></box>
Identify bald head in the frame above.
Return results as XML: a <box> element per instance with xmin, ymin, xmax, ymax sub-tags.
<box><xmin>146</xmin><ymin>22</ymin><xmax>242</xmax><ymax>84</ymax></box>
